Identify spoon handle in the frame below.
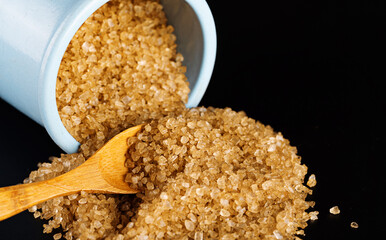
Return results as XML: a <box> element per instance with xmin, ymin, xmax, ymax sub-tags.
<box><xmin>0</xmin><ymin>125</ymin><xmax>143</xmax><ymax>221</ymax></box>
<box><xmin>0</xmin><ymin>178</ymin><xmax>79</xmax><ymax>221</ymax></box>
<box><xmin>0</xmin><ymin>155</ymin><xmax>134</xmax><ymax>221</ymax></box>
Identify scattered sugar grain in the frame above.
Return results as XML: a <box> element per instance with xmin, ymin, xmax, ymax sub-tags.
<box><xmin>220</xmin><ymin>209</ymin><xmax>231</xmax><ymax>217</ymax></box>
<box><xmin>185</xmin><ymin>220</ymin><xmax>195</xmax><ymax>231</ymax></box>
<box><xmin>307</xmin><ymin>174</ymin><xmax>317</xmax><ymax>187</ymax></box>
<box><xmin>273</xmin><ymin>230</ymin><xmax>283</xmax><ymax>239</ymax></box>
<box><xmin>194</xmin><ymin>231</ymin><xmax>204</xmax><ymax>240</ymax></box>
<box><xmin>53</xmin><ymin>233</ymin><xmax>62</xmax><ymax>240</ymax></box>
<box><xmin>309</xmin><ymin>211</ymin><xmax>319</xmax><ymax>221</ymax></box>
<box><xmin>145</xmin><ymin>215</ymin><xmax>154</xmax><ymax>224</ymax></box>
<box><xmin>78</xmin><ymin>198</ymin><xmax>87</xmax><ymax>204</ymax></box>
<box><xmin>330</xmin><ymin>206</ymin><xmax>340</xmax><ymax>215</ymax></box>
<box><xmin>350</xmin><ymin>221</ymin><xmax>359</xmax><ymax>229</ymax></box>
<box><xmin>160</xmin><ymin>192</ymin><xmax>168</xmax><ymax>200</ymax></box>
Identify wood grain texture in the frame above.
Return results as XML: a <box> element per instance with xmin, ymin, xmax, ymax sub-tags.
<box><xmin>0</xmin><ymin>125</ymin><xmax>142</xmax><ymax>221</ymax></box>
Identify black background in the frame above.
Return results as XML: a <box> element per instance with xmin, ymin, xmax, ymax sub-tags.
<box><xmin>1</xmin><ymin>0</ymin><xmax>385</xmax><ymax>239</ymax></box>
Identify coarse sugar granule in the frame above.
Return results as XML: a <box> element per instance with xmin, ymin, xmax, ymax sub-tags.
<box><xmin>53</xmin><ymin>233</ymin><xmax>62</xmax><ymax>240</ymax></box>
<box><xmin>306</xmin><ymin>174</ymin><xmax>317</xmax><ymax>187</ymax></box>
<box><xmin>309</xmin><ymin>211</ymin><xmax>319</xmax><ymax>221</ymax></box>
<box><xmin>329</xmin><ymin>206</ymin><xmax>340</xmax><ymax>215</ymax></box>
<box><xmin>350</xmin><ymin>221</ymin><xmax>359</xmax><ymax>229</ymax></box>
<box><xmin>56</xmin><ymin>0</ymin><xmax>189</xmax><ymax>154</ymax></box>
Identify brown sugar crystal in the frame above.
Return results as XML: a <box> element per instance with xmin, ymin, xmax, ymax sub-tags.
<box><xmin>350</xmin><ymin>221</ymin><xmax>359</xmax><ymax>229</ymax></box>
<box><xmin>306</xmin><ymin>174</ymin><xmax>317</xmax><ymax>187</ymax></box>
<box><xmin>329</xmin><ymin>206</ymin><xmax>341</xmax><ymax>215</ymax></box>
<box><xmin>309</xmin><ymin>211</ymin><xmax>319</xmax><ymax>221</ymax></box>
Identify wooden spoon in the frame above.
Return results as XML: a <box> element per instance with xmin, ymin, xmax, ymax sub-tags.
<box><xmin>0</xmin><ymin>125</ymin><xmax>142</xmax><ymax>221</ymax></box>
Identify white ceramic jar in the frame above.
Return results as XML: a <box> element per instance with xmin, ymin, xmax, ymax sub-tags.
<box><xmin>0</xmin><ymin>0</ymin><xmax>216</xmax><ymax>153</ymax></box>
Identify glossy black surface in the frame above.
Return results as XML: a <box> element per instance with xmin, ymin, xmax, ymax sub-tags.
<box><xmin>1</xmin><ymin>0</ymin><xmax>385</xmax><ymax>239</ymax></box>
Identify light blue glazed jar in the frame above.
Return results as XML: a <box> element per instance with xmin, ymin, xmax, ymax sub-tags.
<box><xmin>0</xmin><ymin>0</ymin><xmax>216</xmax><ymax>153</ymax></box>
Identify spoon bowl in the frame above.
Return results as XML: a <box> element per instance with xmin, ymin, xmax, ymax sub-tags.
<box><xmin>0</xmin><ymin>125</ymin><xmax>142</xmax><ymax>221</ymax></box>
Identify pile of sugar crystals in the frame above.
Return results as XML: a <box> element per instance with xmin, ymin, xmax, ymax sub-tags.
<box><xmin>25</xmin><ymin>0</ymin><xmax>317</xmax><ymax>239</ymax></box>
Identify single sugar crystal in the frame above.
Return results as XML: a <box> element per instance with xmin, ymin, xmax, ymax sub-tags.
<box><xmin>160</xmin><ymin>192</ymin><xmax>168</xmax><ymax>200</ymax></box>
<box><xmin>350</xmin><ymin>221</ymin><xmax>359</xmax><ymax>228</ymax></box>
<box><xmin>220</xmin><ymin>209</ymin><xmax>231</xmax><ymax>217</ymax></box>
<box><xmin>184</xmin><ymin>220</ymin><xmax>195</xmax><ymax>231</ymax></box>
<box><xmin>309</xmin><ymin>211</ymin><xmax>319</xmax><ymax>220</ymax></box>
<box><xmin>273</xmin><ymin>230</ymin><xmax>283</xmax><ymax>239</ymax></box>
<box><xmin>194</xmin><ymin>232</ymin><xmax>203</xmax><ymax>240</ymax></box>
<box><xmin>307</xmin><ymin>174</ymin><xmax>317</xmax><ymax>187</ymax></box>
<box><xmin>329</xmin><ymin>206</ymin><xmax>340</xmax><ymax>215</ymax></box>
